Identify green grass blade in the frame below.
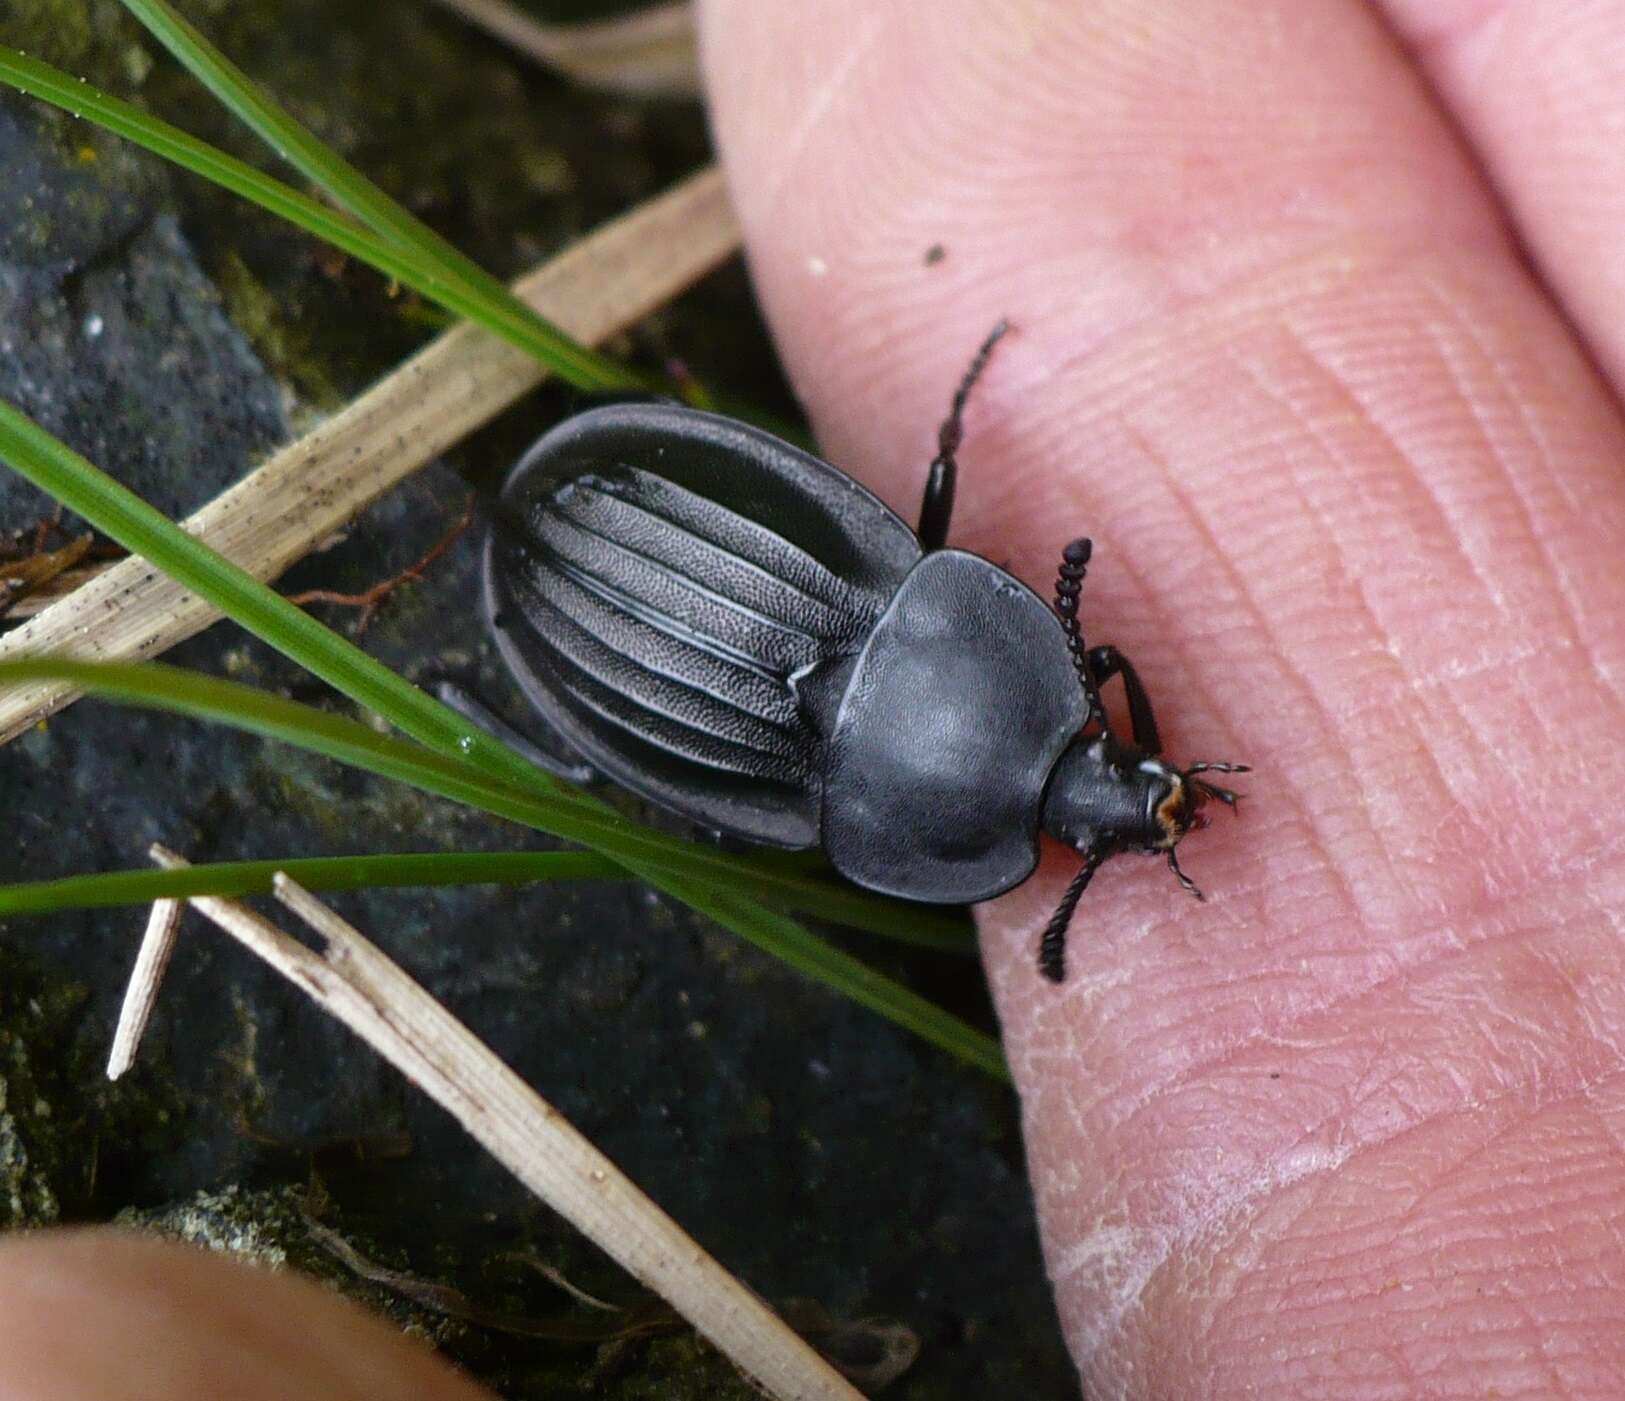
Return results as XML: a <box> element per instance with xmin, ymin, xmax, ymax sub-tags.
<box><xmin>0</xmin><ymin>47</ymin><xmax>643</xmax><ymax>391</ymax></box>
<box><xmin>0</xmin><ymin>18</ymin><xmax>998</xmax><ymax>1070</ymax></box>
<box><xmin>0</xmin><ymin>397</ymin><xmax>557</xmax><ymax>797</ymax></box>
<box><xmin>0</xmin><ymin>660</ymin><xmax>997</xmax><ymax>1072</ymax></box>
<box><xmin>0</xmin><ymin>657</ymin><xmax>971</xmax><ymax>952</ymax></box>
<box><xmin>0</xmin><ymin>404</ymin><xmax>968</xmax><ymax>949</ymax></box>
<box><xmin>116</xmin><ymin>0</ymin><xmax>640</xmax><ymax>392</ymax></box>
<box><xmin>0</xmin><ymin>842</ymin><xmax>1000</xmax><ymax>1077</ymax></box>
<box><xmin>0</xmin><ymin>851</ymin><xmax>624</xmax><ymax>915</ymax></box>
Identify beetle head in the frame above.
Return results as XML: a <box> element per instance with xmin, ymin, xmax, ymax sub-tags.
<box><xmin>1035</xmin><ymin>738</ymin><xmax>1247</xmax><ymax>981</ymax></box>
<box><xmin>1040</xmin><ymin>735</ymin><xmax>1248</xmax><ymax>893</ymax></box>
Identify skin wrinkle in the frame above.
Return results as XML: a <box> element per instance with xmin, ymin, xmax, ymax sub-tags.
<box><xmin>1230</xmin><ymin>316</ymin><xmax>1508</xmax><ymax>878</ymax></box>
<box><xmin>1272</xmin><ymin>304</ymin><xmax>1535</xmax><ymax>688</ymax></box>
<box><xmin>1361</xmin><ymin>1116</ymin><xmax>1612</xmax><ymax>1336</ymax></box>
<box><xmin>1222</xmin><ymin>344</ymin><xmax>1457</xmax><ymax>858</ymax></box>
<box><xmin>721</xmin><ymin>12</ymin><xmax>884</xmax><ymax>226</ymax></box>
<box><xmin>1064</xmin><ymin>856</ymin><xmax>1625</xmax><ymax>1370</ymax></box>
<box><xmin>1209</xmin><ymin>1040</ymin><xmax>1625</xmax><ymax>1274</ymax></box>
<box><xmin>1266</xmin><ymin>279</ymin><xmax>1625</xmax><ymax>874</ymax></box>
<box><xmin>1127</xmin><ymin>416</ymin><xmax>1387</xmax><ymax>932</ymax></box>
<box><xmin>1378</xmin><ymin>0</ymin><xmax>1625</xmax><ymax>408</ymax></box>
<box><xmin>1415</xmin><ymin>272</ymin><xmax>1625</xmax><ymax>716</ymax></box>
<box><xmin>1415</xmin><ymin>270</ymin><xmax>1591</xmax><ymax>523</ymax></box>
<box><xmin>1194</xmin><ymin>1110</ymin><xmax>1609</xmax><ymax>1394</ymax></box>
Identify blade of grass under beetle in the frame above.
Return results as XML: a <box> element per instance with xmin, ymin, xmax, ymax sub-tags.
<box><xmin>0</xmin><ymin>852</ymin><xmax>625</xmax><ymax>916</ymax></box>
<box><xmin>0</xmin><ymin>21</ymin><xmax>995</xmax><ymax>1067</ymax></box>
<box><xmin>0</xmin><ymin>663</ymin><xmax>996</xmax><ymax>1072</ymax></box>
<box><xmin>0</xmin><ymin>405</ymin><xmax>969</xmax><ymax>951</ymax></box>
<box><xmin>116</xmin><ymin>0</ymin><xmax>640</xmax><ymax>393</ymax></box>
<box><xmin>0</xmin><ymin>657</ymin><xmax>971</xmax><ymax>953</ymax></box>
<box><xmin>0</xmin><ymin>48</ymin><xmax>642</xmax><ymax>393</ymax></box>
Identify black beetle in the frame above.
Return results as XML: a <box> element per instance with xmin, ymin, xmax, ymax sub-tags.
<box><xmin>483</xmin><ymin>325</ymin><xmax>1246</xmax><ymax>980</ymax></box>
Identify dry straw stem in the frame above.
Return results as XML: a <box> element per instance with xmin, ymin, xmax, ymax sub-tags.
<box><xmin>143</xmin><ymin>846</ymin><xmax>862</xmax><ymax>1401</ymax></box>
<box><xmin>425</xmin><ymin>0</ymin><xmax>700</xmax><ymax>98</ymax></box>
<box><xmin>106</xmin><ymin>895</ymin><xmax>183</xmax><ymax>1080</ymax></box>
<box><xmin>0</xmin><ymin>166</ymin><xmax>738</xmax><ymax>745</ymax></box>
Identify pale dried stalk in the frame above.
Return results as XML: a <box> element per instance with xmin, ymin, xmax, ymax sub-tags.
<box><xmin>0</xmin><ymin>561</ymin><xmax>115</xmax><ymax>619</ymax></box>
<box><xmin>0</xmin><ymin>167</ymin><xmax>739</xmax><ymax>745</ymax></box>
<box><xmin>426</xmin><ymin>0</ymin><xmax>700</xmax><ymax>98</ymax></box>
<box><xmin>106</xmin><ymin>897</ymin><xmax>183</xmax><ymax>1080</ymax></box>
<box><xmin>145</xmin><ymin>846</ymin><xmax>861</xmax><ymax>1401</ymax></box>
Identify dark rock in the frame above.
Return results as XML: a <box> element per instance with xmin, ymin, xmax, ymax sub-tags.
<box><xmin>0</xmin><ymin>3</ymin><xmax>1074</xmax><ymax>1396</ymax></box>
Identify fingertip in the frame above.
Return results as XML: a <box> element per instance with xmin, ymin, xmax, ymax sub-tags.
<box><xmin>0</xmin><ymin>1229</ymin><xmax>492</xmax><ymax>1401</ymax></box>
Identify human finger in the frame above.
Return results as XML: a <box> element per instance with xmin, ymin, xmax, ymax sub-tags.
<box><xmin>1379</xmin><ymin>1</ymin><xmax>1625</xmax><ymax>393</ymax></box>
<box><xmin>0</xmin><ymin>1229</ymin><xmax>494</xmax><ymax>1401</ymax></box>
<box><xmin>701</xmin><ymin>3</ymin><xmax>1625</xmax><ymax>1396</ymax></box>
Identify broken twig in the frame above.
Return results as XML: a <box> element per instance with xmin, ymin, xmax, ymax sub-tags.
<box><xmin>106</xmin><ymin>897</ymin><xmax>183</xmax><ymax>1080</ymax></box>
<box><xmin>142</xmin><ymin>846</ymin><xmax>862</xmax><ymax>1401</ymax></box>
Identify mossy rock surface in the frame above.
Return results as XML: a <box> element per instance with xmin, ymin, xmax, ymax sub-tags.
<box><xmin>0</xmin><ymin>2</ymin><xmax>1075</xmax><ymax>1395</ymax></box>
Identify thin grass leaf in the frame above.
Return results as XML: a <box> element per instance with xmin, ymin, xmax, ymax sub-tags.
<box><xmin>0</xmin><ymin>657</ymin><xmax>971</xmax><ymax>952</ymax></box>
<box><xmin>0</xmin><ymin>47</ymin><xmax>642</xmax><ymax>392</ymax></box>
<box><xmin>0</xmin><ymin>851</ymin><xmax>625</xmax><ymax>916</ymax></box>
<box><xmin>0</xmin><ymin>397</ymin><xmax>559</xmax><ymax>797</ymax></box>
<box><xmin>0</xmin><ymin>842</ymin><xmax>1000</xmax><ymax>1075</ymax></box>
<box><xmin>117</xmin><ymin>0</ymin><xmax>640</xmax><ymax>392</ymax></box>
<box><xmin>0</xmin><ymin>659</ymin><xmax>995</xmax><ymax>1072</ymax></box>
<box><xmin>0</xmin><ymin>401</ymin><xmax>968</xmax><ymax>947</ymax></box>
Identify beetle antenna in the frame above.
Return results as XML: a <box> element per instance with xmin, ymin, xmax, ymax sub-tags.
<box><xmin>1039</xmin><ymin>849</ymin><xmax>1104</xmax><ymax>982</ymax></box>
<box><xmin>937</xmin><ymin>319</ymin><xmax>1011</xmax><ymax>460</ymax></box>
<box><xmin>1053</xmin><ymin>539</ymin><xmax>1107</xmax><ymax>728</ymax></box>
<box><xmin>919</xmin><ymin>321</ymin><xmax>1012</xmax><ymax>552</ymax></box>
<box><xmin>1166</xmin><ymin>848</ymin><xmax>1204</xmax><ymax>901</ymax></box>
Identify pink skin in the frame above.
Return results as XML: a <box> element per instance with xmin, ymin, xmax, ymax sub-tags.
<box><xmin>700</xmin><ymin>1</ymin><xmax>1625</xmax><ymax>1397</ymax></box>
<box><xmin>8</xmin><ymin>4</ymin><xmax>1625</xmax><ymax>1398</ymax></box>
<box><xmin>0</xmin><ymin>1231</ymin><xmax>492</xmax><ymax>1401</ymax></box>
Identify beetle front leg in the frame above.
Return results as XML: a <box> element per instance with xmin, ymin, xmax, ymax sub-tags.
<box><xmin>917</xmin><ymin>320</ymin><xmax>1010</xmax><ymax>551</ymax></box>
<box><xmin>1085</xmin><ymin>644</ymin><xmax>1162</xmax><ymax>755</ymax></box>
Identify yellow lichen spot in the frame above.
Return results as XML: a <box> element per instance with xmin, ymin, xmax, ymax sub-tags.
<box><xmin>76</xmin><ymin>145</ymin><xmax>97</xmax><ymax>164</ymax></box>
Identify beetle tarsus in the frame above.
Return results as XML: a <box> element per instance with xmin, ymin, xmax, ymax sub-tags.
<box><xmin>1193</xmin><ymin>780</ymin><xmax>1243</xmax><ymax>808</ymax></box>
<box><xmin>1166</xmin><ymin>848</ymin><xmax>1204</xmax><ymax>901</ymax></box>
<box><xmin>917</xmin><ymin>320</ymin><xmax>1012</xmax><ymax>551</ymax></box>
<box><xmin>1187</xmin><ymin>762</ymin><xmax>1248</xmax><ymax>810</ymax></box>
<box><xmin>1039</xmin><ymin>849</ymin><xmax>1103</xmax><ymax>982</ymax></box>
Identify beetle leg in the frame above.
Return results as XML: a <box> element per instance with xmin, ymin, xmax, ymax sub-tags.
<box><xmin>1166</xmin><ymin>847</ymin><xmax>1204</xmax><ymax>901</ymax></box>
<box><xmin>1039</xmin><ymin>847</ymin><xmax>1105</xmax><ymax>982</ymax></box>
<box><xmin>917</xmin><ymin>320</ymin><xmax>1010</xmax><ymax>551</ymax></box>
<box><xmin>434</xmin><ymin>680</ymin><xmax>597</xmax><ymax>787</ymax></box>
<box><xmin>1085</xmin><ymin>644</ymin><xmax>1162</xmax><ymax>754</ymax></box>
